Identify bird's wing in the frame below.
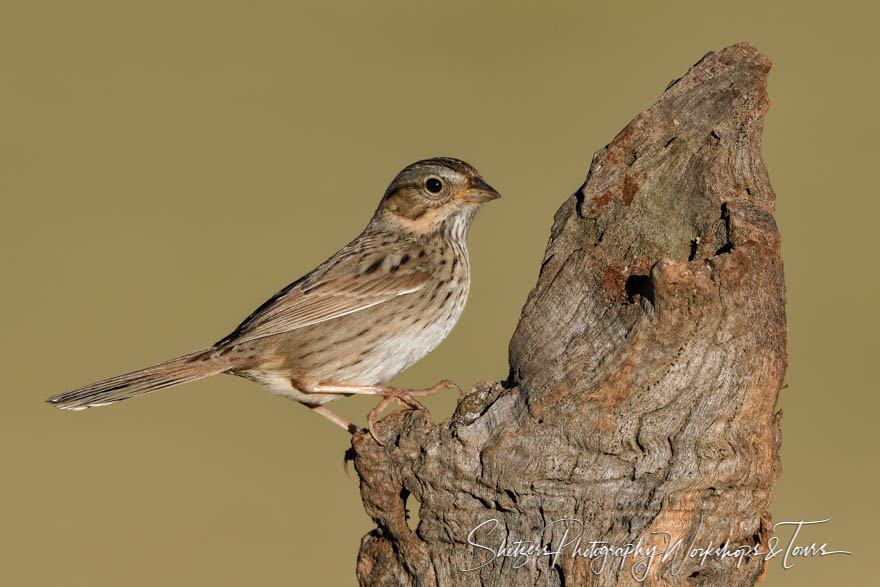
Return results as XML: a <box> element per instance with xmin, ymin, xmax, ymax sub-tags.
<box><xmin>218</xmin><ymin>237</ymin><xmax>430</xmax><ymax>346</ymax></box>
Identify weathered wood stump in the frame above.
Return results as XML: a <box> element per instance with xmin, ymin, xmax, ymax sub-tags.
<box><xmin>352</xmin><ymin>43</ymin><xmax>785</xmax><ymax>586</ymax></box>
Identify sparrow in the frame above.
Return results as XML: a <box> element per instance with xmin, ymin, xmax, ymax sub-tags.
<box><xmin>47</xmin><ymin>157</ymin><xmax>501</xmax><ymax>443</ymax></box>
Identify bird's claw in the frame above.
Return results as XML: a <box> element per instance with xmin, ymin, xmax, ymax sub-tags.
<box><xmin>342</xmin><ymin>447</ymin><xmax>357</xmax><ymax>480</ymax></box>
<box><xmin>365</xmin><ymin>380</ymin><xmax>462</xmax><ymax>445</ymax></box>
<box><xmin>440</xmin><ymin>379</ymin><xmax>464</xmax><ymax>398</ymax></box>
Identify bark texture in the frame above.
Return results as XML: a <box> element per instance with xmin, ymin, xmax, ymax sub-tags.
<box><xmin>352</xmin><ymin>43</ymin><xmax>785</xmax><ymax>586</ymax></box>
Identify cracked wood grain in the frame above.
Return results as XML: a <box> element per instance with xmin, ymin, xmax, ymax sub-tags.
<box><xmin>351</xmin><ymin>43</ymin><xmax>785</xmax><ymax>586</ymax></box>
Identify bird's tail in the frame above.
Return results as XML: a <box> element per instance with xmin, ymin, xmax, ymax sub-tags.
<box><xmin>47</xmin><ymin>347</ymin><xmax>229</xmax><ymax>410</ymax></box>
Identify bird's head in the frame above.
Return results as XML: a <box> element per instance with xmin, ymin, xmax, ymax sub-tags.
<box><xmin>372</xmin><ymin>157</ymin><xmax>500</xmax><ymax>235</ymax></box>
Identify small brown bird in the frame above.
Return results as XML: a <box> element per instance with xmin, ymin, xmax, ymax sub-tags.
<box><xmin>47</xmin><ymin>157</ymin><xmax>500</xmax><ymax>442</ymax></box>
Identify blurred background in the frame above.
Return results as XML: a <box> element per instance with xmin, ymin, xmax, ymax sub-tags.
<box><xmin>2</xmin><ymin>1</ymin><xmax>875</xmax><ymax>584</ymax></box>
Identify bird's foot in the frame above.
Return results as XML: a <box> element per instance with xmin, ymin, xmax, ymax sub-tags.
<box><xmin>366</xmin><ymin>380</ymin><xmax>462</xmax><ymax>445</ymax></box>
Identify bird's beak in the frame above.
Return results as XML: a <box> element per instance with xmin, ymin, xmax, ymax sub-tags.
<box><xmin>456</xmin><ymin>177</ymin><xmax>501</xmax><ymax>203</ymax></box>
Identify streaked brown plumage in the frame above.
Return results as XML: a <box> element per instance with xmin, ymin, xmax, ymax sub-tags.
<box><xmin>47</xmin><ymin>157</ymin><xmax>500</xmax><ymax>441</ymax></box>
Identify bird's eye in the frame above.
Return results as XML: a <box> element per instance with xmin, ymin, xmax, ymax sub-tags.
<box><xmin>425</xmin><ymin>177</ymin><xmax>443</xmax><ymax>194</ymax></box>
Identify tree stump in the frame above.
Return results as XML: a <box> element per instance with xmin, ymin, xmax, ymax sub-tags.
<box><xmin>352</xmin><ymin>43</ymin><xmax>785</xmax><ymax>586</ymax></box>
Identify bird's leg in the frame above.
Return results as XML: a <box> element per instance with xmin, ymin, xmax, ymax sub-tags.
<box><xmin>311</xmin><ymin>379</ymin><xmax>462</xmax><ymax>398</ymax></box>
<box><xmin>309</xmin><ymin>380</ymin><xmax>462</xmax><ymax>444</ymax></box>
<box><xmin>365</xmin><ymin>395</ymin><xmax>403</xmax><ymax>445</ymax></box>
<box><xmin>307</xmin><ymin>404</ymin><xmax>358</xmax><ymax>434</ymax></box>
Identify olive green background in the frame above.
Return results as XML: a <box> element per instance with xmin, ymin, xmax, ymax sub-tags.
<box><xmin>2</xmin><ymin>1</ymin><xmax>875</xmax><ymax>585</ymax></box>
